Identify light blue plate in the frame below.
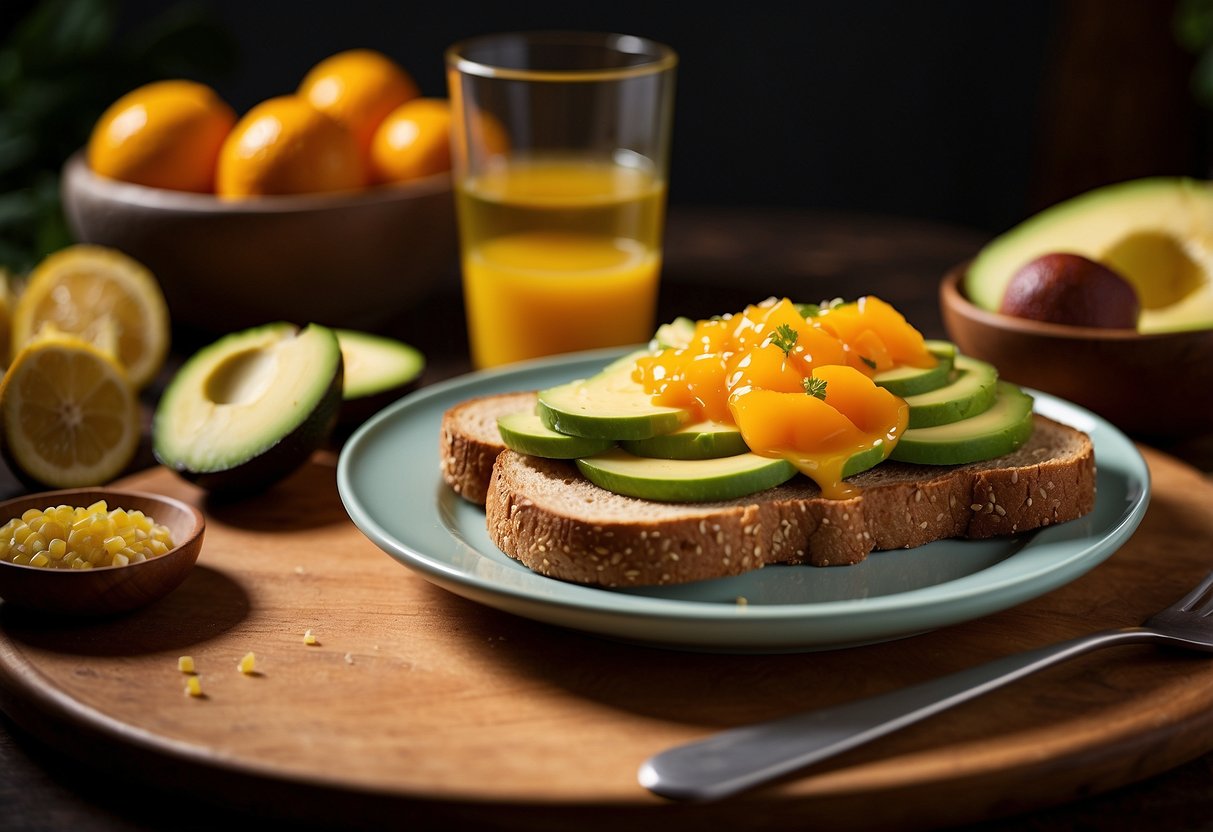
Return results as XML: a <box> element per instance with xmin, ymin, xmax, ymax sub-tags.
<box><xmin>337</xmin><ymin>348</ymin><xmax>1150</xmax><ymax>653</ymax></box>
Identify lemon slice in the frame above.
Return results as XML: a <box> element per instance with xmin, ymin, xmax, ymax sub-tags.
<box><xmin>0</xmin><ymin>332</ymin><xmax>140</xmax><ymax>487</ymax></box>
<box><xmin>12</xmin><ymin>245</ymin><xmax>170</xmax><ymax>389</ymax></box>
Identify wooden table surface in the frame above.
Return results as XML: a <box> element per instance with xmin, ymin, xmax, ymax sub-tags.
<box><xmin>1</xmin><ymin>206</ymin><xmax>1211</xmax><ymax>830</ymax></box>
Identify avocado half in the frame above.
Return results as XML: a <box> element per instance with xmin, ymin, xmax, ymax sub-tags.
<box><xmin>965</xmin><ymin>177</ymin><xmax>1213</xmax><ymax>333</ymax></box>
<box><xmin>153</xmin><ymin>322</ymin><xmax>343</xmax><ymax>494</ymax></box>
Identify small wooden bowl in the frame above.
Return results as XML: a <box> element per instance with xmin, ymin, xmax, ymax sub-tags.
<box><xmin>940</xmin><ymin>263</ymin><xmax>1213</xmax><ymax>437</ymax></box>
<box><xmin>0</xmin><ymin>489</ymin><xmax>205</xmax><ymax>616</ymax></box>
<box><xmin>60</xmin><ymin>151</ymin><xmax>458</xmax><ymax>334</ymax></box>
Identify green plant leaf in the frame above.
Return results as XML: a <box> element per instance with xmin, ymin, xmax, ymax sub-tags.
<box><xmin>1175</xmin><ymin>0</ymin><xmax>1213</xmax><ymax>52</ymax></box>
<box><xmin>11</xmin><ymin>0</ymin><xmax>115</xmax><ymax>69</ymax></box>
<box><xmin>1192</xmin><ymin>45</ymin><xmax>1213</xmax><ymax>108</ymax></box>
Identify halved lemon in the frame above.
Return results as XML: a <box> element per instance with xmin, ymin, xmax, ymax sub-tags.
<box><xmin>12</xmin><ymin>245</ymin><xmax>170</xmax><ymax>389</ymax></box>
<box><xmin>0</xmin><ymin>332</ymin><xmax>140</xmax><ymax>488</ymax></box>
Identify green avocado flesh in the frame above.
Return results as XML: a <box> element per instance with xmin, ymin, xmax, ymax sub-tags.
<box><xmin>573</xmin><ymin>441</ymin><xmax>887</xmax><ymax>502</ymax></box>
<box><xmin>537</xmin><ymin>353</ymin><xmax>690</xmax><ymax>440</ymax></box>
<box><xmin>890</xmin><ymin>382</ymin><xmax>1034</xmax><ymax>465</ymax></box>
<box><xmin>650</xmin><ymin>317</ymin><xmax>695</xmax><ymax>350</ymax></box>
<box><xmin>965</xmin><ymin>177</ymin><xmax>1213</xmax><ymax>333</ymax></box>
<box><xmin>841</xmin><ymin>442</ymin><xmax>891</xmax><ymax>478</ymax></box>
<box><xmin>333</xmin><ymin>329</ymin><xmax>424</xmax><ymax>430</ymax></box>
<box><xmin>153</xmin><ymin>322</ymin><xmax>343</xmax><ymax>493</ymax></box>
<box><xmin>334</xmin><ymin>330</ymin><xmax>424</xmax><ymax>400</ymax></box>
<box><xmin>902</xmin><ymin>354</ymin><xmax>998</xmax><ymax>428</ymax></box>
<box><xmin>517</xmin><ymin>340</ymin><xmax>1035</xmax><ymax>502</ymax></box>
<box><xmin>620</xmin><ymin>421</ymin><xmax>749</xmax><ymax>460</ymax></box>
<box><xmin>873</xmin><ymin>341</ymin><xmax>956</xmax><ymax>396</ymax></box>
<box><xmin>497</xmin><ymin>410</ymin><xmax>614</xmax><ymax>459</ymax></box>
<box><xmin>576</xmin><ymin>449</ymin><xmax>797</xmax><ymax>502</ymax></box>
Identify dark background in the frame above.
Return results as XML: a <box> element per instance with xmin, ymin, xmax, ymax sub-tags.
<box><xmin>0</xmin><ymin>0</ymin><xmax>1207</xmax><ymax>256</ymax></box>
<box><xmin>88</xmin><ymin>0</ymin><xmax>1213</xmax><ymax>235</ymax></box>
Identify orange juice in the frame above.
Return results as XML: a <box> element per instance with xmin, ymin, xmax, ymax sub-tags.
<box><xmin>457</xmin><ymin>157</ymin><xmax>666</xmax><ymax>368</ymax></box>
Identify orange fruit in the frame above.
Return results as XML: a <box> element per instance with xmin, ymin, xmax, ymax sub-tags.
<box><xmin>451</xmin><ymin>107</ymin><xmax>512</xmax><ymax>169</ymax></box>
<box><xmin>216</xmin><ymin>96</ymin><xmax>365</xmax><ymax>197</ymax></box>
<box><xmin>299</xmin><ymin>49</ymin><xmax>419</xmax><ymax>161</ymax></box>
<box><xmin>370</xmin><ymin>98</ymin><xmax>454</xmax><ymax>183</ymax></box>
<box><xmin>87</xmin><ymin>80</ymin><xmax>236</xmax><ymax>193</ymax></box>
<box><xmin>480</xmin><ymin>112</ymin><xmax>511</xmax><ymax>159</ymax></box>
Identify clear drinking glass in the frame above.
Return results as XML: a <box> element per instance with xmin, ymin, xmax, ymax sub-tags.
<box><xmin>446</xmin><ymin>31</ymin><xmax>677</xmax><ymax>368</ymax></box>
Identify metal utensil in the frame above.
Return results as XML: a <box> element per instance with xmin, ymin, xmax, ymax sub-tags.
<box><xmin>640</xmin><ymin>569</ymin><xmax>1213</xmax><ymax>801</ymax></box>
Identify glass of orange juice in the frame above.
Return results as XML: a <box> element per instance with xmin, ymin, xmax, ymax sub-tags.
<box><xmin>446</xmin><ymin>32</ymin><xmax>677</xmax><ymax>368</ymax></box>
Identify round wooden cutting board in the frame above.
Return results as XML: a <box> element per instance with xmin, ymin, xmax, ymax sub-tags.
<box><xmin>1</xmin><ymin>446</ymin><xmax>1212</xmax><ymax>831</ymax></box>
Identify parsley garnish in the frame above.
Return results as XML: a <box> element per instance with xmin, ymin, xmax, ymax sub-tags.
<box><xmin>770</xmin><ymin>323</ymin><xmax>798</xmax><ymax>356</ymax></box>
<box><xmin>860</xmin><ymin>356</ymin><xmax>877</xmax><ymax>369</ymax></box>
<box><xmin>803</xmin><ymin>376</ymin><xmax>828</xmax><ymax>400</ymax></box>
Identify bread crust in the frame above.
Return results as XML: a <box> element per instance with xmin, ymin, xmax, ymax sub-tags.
<box><xmin>481</xmin><ymin>415</ymin><xmax>1095</xmax><ymax>587</ymax></box>
<box><xmin>438</xmin><ymin>393</ymin><xmax>1097</xmax><ymax>587</ymax></box>
<box><xmin>439</xmin><ymin>391</ymin><xmax>537</xmax><ymax>505</ymax></box>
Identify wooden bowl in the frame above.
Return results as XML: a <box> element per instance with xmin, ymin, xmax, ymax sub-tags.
<box><xmin>60</xmin><ymin>151</ymin><xmax>458</xmax><ymax>334</ymax></box>
<box><xmin>0</xmin><ymin>489</ymin><xmax>205</xmax><ymax>616</ymax></box>
<box><xmin>940</xmin><ymin>263</ymin><xmax>1213</xmax><ymax>437</ymax></box>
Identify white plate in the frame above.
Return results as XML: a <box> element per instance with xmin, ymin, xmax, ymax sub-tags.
<box><xmin>337</xmin><ymin>348</ymin><xmax>1150</xmax><ymax>652</ymax></box>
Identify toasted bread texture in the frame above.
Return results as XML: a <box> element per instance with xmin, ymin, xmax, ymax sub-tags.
<box><xmin>440</xmin><ymin>393</ymin><xmax>1096</xmax><ymax>587</ymax></box>
<box><xmin>439</xmin><ymin>391</ymin><xmax>538</xmax><ymax>505</ymax></box>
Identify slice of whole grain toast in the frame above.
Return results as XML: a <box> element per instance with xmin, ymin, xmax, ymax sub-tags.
<box><xmin>441</xmin><ymin>392</ymin><xmax>1096</xmax><ymax>586</ymax></box>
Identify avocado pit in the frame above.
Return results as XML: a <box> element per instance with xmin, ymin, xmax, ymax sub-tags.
<box><xmin>204</xmin><ymin>348</ymin><xmax>279</xmax><ymax>405</ymax></box>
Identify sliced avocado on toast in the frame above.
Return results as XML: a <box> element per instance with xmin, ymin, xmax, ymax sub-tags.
<box><xmin>620</xmin><ymin>421</ymin><xmax>749</xmax><ymax>460</ymax></box>
<box><xmin>891</xmin><ymin>382</ymin><xmax>1035</xmax><ymax>465</ymax></box>
<box><xmin>497</xmin><ymin>410</ymin><xmax>614</xmax><ymax>459</ymax></box>
<box><xmin>505</xmin><ymin>337</ymin><xmax>1036</xmax><ymax>503</ymax></box>
<box><xmin>576</xmin><ymin>450</ymin><xmax>797</xmax><ymax>502</ymax></box>
<box><xmin>873</xmin><ymin>340</ymin><xmax>956</xmax><ymax>396</ymax></box>
<box><xmin>901</xmin><ymin>354</ymin><xmax>1000</xmax><ymax>428</ymax></box>
<box><xmin>537</xmin><ymin>351</ymin><xmax>691</xmax><ymax>440</ymax></box>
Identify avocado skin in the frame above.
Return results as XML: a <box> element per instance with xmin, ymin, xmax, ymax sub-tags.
<box><xmin>154</xmin><ymin>324</ymin><xmax>344</xmax><ymax>496</ymax></box>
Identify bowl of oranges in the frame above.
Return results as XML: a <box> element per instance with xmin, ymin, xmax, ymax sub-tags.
<box><xmin>61</xmin><ymin>49</ymin><xmax>461</xmax><ymax>334</ymax></box>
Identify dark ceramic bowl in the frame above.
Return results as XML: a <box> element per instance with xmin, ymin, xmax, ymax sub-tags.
<box><xmin>940</xmin><ymin>263</ymin><xmax>1213</xmax><ymax>437</ymax></box>
<box><xmin>0</xmin><ymin>489</ymin><xmax>205</xmax><ymax>616</ymax></box>
<box><xmin>60</xmin><ymin>151</ymin><xmax>458</xmax><ymax>334</ymax></box>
